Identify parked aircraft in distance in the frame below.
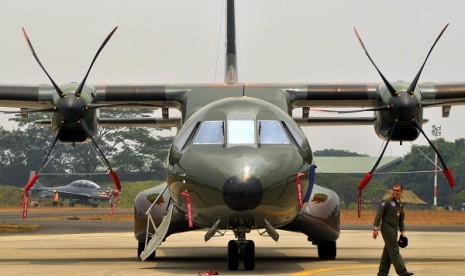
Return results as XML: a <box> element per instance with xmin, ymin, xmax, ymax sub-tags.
<box><xmin>21</xmin><ymin>172</ymin><xmax>114</xmax><ymax>207</ymax></box>
<box><xmin>0</xmin><ymin>0</ymin><xmax>462</xmax><ymax>271</ymax></box>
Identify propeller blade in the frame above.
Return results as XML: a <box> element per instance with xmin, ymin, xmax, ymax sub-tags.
<box><xmin>23</xmin><ymin>171</ymin><xmax>39</xmax><ymax>193</ymax></box>
<box><xmin>314</xmin><ymin>105</ymin><xmax>391</xmax><ymax>114</ymax></box>
<box><xmin>22</xmin><ymin>27</ymin><xmax>65</xmax><ymax>98</ymax></box>
<box><xmin>353</xmin><ymin>27</ymin><xmax>397</xmax><ymax>97</ymax></box>
<box><xmin>413</xmin><ymin>120</ymin><xmax>455</xmax><ymax>188</ymax></box>
<box><xmin>80</xmin><ymin>120</ymin><xmax>113</xmax><ymax>170</ymax></box>
<box><xmin>75</xmin><ymin>26</ymin><xmax>118</xmax><ymax>98</ymax></box>
<box><xmin>357</xmin><ymin>172</ymin><xmax>373</xmax><ymax>191</ymax></box>
<box><xmin>108</xmin><ymin>170</ymin><xmax>121</xmax><ymax>216</ymax></box>
<box><xmin>40</xmin><ymin>126</ymin><xmax>63</xmax><ymax>169</ymax></box>
<box><xmin>407</xmin><ymin>24</ymin><xmax>449</xmax><ymax>94</ymax></box>
<box><xmin>357</xmin><ymin>121</ymin><xmax>396</xmax><ymax>218</ymax></box>
<box><xmin>443</xmin><ymin>168</ymin><xmax>455</xmax><ymax>188</ymax></box>
<box><xmin>81</xmin><ymin>120</ymin><xmax>122</xmax><ymax>216</ymax></box>
<box><xmin>108</xmin><ymin>170</ymin><xmax>122</xmax><ymax>191</ymax></box>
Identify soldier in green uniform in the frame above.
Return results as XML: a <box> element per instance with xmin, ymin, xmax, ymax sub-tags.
<box><xmin>373</xmin><ymin>184</ymin><xmax>413</xmax><ymax>276</ymax></box>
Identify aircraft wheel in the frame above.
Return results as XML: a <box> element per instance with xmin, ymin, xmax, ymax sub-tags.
<box><xmin>243</xmin><ymin>240</ymin><xmax>255</xmax><ymax>270</ymax></box>
<box><xmin>317</xmin><ymin>241</ymin><xmax>336</xmax><ymax>260</ymax></box>
<box><xmin>137</xmin><ymin>241</ymin><xmax>156</xmax><ymax>261</ymax></box>
<box><xmin>227</xmin><ymin>240</ymin><xmax>239</xmax><ymax>270</ymax></box>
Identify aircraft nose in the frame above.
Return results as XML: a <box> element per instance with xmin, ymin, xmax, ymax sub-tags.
<box><xmin>222</xmin><ymin>175</ymin><xmax>263</xmax><ymax>211</ymax></box>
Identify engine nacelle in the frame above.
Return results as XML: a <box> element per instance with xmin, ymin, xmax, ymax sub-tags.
<box><xmin>374</xmin><ymin>118</ymin><xmax>421</xmax><ymax>141</ymax></box>
<box><xmin>374</xmin><ymin>84</ymin><xmax>423</xmax><ymax>142</ymax></box>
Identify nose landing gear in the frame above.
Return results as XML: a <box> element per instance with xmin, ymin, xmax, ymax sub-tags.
<box><xmin>227</xmin><ymin>232</ymin><xmax>256</xmax><ymax>270</ymax></box>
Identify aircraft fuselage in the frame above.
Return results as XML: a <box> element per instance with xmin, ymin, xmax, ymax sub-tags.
<box><xmin>167</xmin><ymin>96</ymin><xmax>312</xmax><ymax>230</ymax></box>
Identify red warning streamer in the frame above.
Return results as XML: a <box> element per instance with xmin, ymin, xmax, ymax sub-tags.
<box><xmin>357</xmin><ymin>172</ymin><xmax>373</xmax><ymax>218</ymax></box>
<box><xmin>180</xmin><ymin>190</ymin><xmax>193</xmax><ymax>228</ymax></box>
<box><xmin>21</xmin><ymin>172</ymin><xmax>39</xmax><ymax>218</ymax></box>
<box><xmin>296</xmin><ymin>172</ymin><xmax>305</xmax><ymax>207</ymax></box>
<box><xmin>108</xmin><ymin>170</ymin><xmax>121</xmax><ymax>216</ymax></box>
<box><xmin>443</xmin><ymin>168</ymin><xmax>455</xmax><ymax>189</ymax></box>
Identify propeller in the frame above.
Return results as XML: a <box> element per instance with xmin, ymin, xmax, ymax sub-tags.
<box><xmin>20</xmin><ymin>27</ymin><xmax>122</xmax><ymax>218</ymax></box>
<box><xmin>353</xmin><ymin>24</ymin><xmax>454</xmax><ymax>217</ymax></box>
<box><xmin>22</xmin><ymin>26</ymin><xmax>118</xmax><ymax>100</ymax></box>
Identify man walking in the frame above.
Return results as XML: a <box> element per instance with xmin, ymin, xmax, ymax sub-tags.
<box><xmin>373</xmin><ymin>184</ymin><xmax>413</xmax><ymax>276</ymax></box>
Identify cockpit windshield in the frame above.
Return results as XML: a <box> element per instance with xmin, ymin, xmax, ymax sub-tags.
<box><xmin>193</xmin><ymin>121</ymin><xmax>224</xmax><ymax>144</ymax></box>
<box><xmin>192</xmin><ymin>119</ymin><xmax>290</xmax><ymax>146</ymax></box>
<box><xmin>70</xmin><ymin>180</ymin><xmax>100</xmax><ymax>189</ymax></box>
<box><xmin>258</xmin><ymin>120</ymin><xmax>290</xmax><ymax>144</ymax></box>
<box><xmin>228</xmin><ymin>120</ymin><xmax>255</xmax><ymax>144</ymax></box>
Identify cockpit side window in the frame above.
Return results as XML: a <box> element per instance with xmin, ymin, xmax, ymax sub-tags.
<box><xmin>282</xmin><ymin>121</ymin><xmax>307</xmax><ymax>150</ymax></box>
<box><xmin>258</xmin><ymin>120</ymin><xmax>290</xmax><ymax>144</ymax></box>
<box><xmin>228</xmin><ymin>120</ymin><xmax>255</xmax><ymax>145</ymax></box>
<box><xmin>172</xmin><ymin>121</ymin><xmax>201</xmax><ymax>151</ymax></box>
<box><xmin>193</xmin><ymin>121</ymin><xmax>225</xmax><ymax>144</ymax></box>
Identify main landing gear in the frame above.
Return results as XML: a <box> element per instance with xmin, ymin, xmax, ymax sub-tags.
<box><xmin>227</xmin><ymin>232</ymin><xmax>255</xmax><ymax>270</ymax></box>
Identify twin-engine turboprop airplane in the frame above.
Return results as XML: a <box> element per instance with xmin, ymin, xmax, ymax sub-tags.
<box><xmin>0</xmin><ymin>0</ymin><xmax>464</xmax><ymax>271</ymax></box>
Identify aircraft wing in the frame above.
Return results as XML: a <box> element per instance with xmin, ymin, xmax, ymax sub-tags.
<box><xmin>285</xmin><ymin>82</ymin><xmax>465</xmax><ymax>108</ymax></box>
<box><xmin>0</xmin><ymin>84</ymin><xmax>186</xmax><ymax>110</ymax></box>
<box><xmin>417</xmin><ymin>83</ymin><xmax>465</xmax><ymax>110</ymax></box>
<box><xmin>285</xmin><ymin>83</ymin><xmax>380</xmax><ymax>108</ymax></box>
<box><xmin>2</xmin><ymin>82</ymin><xmax>465</xmax><ymax>123</ymax></box>
<box><xmin>93</xmin><ymin>84</ymin><xmax>187</xmax><ymax>109</ymax></box>
<box><xmin>0</xmin><ymin>85</ymin><xmax>55</xmax><ymax>109</ymax></box>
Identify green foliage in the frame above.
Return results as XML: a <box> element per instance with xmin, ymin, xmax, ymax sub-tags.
<box><xmin>364</xmin><ymin>182</ymin><xmax>388</xmax><ymax>205</ymax></box>
<box><xmin>314</xmin><ymin>149</ymin><xmax>369</xmax><ymax>157</ymax></box>
<box><xmin>0</xmin><ymin>186</ymin><xmax>22</xmax><ymax>206</ymax></box>
<box><xmin>118</xmin><ymin>180</ymin><xmax>163</xmax><ymax>208</ymax></box>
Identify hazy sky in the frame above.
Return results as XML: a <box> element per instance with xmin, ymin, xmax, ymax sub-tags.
<box><xmin>1</xmin><ymin>0</ymin><xmax>465</xmax><ymax>156</ymax></box>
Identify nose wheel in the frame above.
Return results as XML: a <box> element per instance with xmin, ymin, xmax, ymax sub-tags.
<box><xmin>227</xmin><ymin>240</ymin><xmax>255</xmax><ymax>271</ymax></box>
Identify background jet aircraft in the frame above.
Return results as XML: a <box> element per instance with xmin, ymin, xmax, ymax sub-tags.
<box><xmin>0</xmin><ymin>0</ymin><xmax>464</xmax><ymax>271</ymax></box>
<box><xmin>24</xmin><ymin>172</ymin><xmax>113</xmax><ymax>207</ymax></box>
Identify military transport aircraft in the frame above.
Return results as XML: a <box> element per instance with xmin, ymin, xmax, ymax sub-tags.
<box><xmin>21</xmin><ymin>172</ymin><xmax>114</xmax><ymax>207</ymax></box>
<box><xmin>0</xmin><ymin>0</ymin><xmax>463</xmax><ymax>271</ymax></box>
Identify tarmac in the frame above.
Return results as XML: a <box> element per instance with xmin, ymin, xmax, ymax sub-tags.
<box><xmin>1</xmin><ymin>212</ymin><xmax>465</xmax><ymax>275</ymax></box>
